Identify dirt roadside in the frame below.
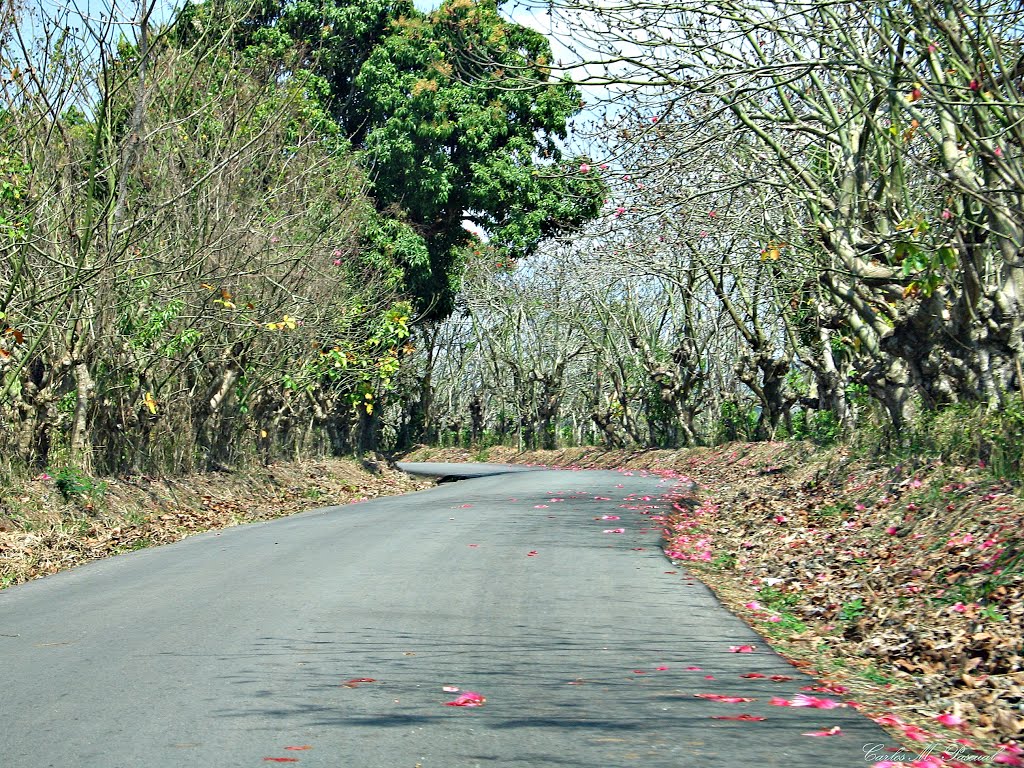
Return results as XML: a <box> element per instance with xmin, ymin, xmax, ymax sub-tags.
<box><xmin>403</xmin><ymin>442</ymin><xmax>1024</xmax><ymax>762</ymax></box>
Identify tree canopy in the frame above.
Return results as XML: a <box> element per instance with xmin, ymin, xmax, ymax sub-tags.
<box><xmin>179</xmin><ymin>0</ymin><xmax>605</xmax><ymax>318</ymax></box>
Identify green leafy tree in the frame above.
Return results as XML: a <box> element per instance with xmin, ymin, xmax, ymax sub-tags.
<box><xmin>179</xmin><ymin>0</ymin><xmax>605</xmax><ymax>319</ymax></box>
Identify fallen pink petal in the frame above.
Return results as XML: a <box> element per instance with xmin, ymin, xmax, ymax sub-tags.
<box><xmin>728</xmin><ymin>645</ymin><xmax>756</xmax><ymax>653</ymax></box>
<box><xmin>341</xmin><ymin>677</ymin><xmax>376</xmax><ymax>688</ymax></box>
<box><xmin>803</xmin><ymin>726</ymin><xmax>843</xmax><ymax>737</ymax></box>
<box><xmin>445</xmin><ymin>691</ymin><xmax>486</xmax><ymax>707</ymax></box>
<box><xmin>695</xmin><ymin>693</ymin><xmax>755</xmax><ymax>703</ymax></box>
<box><xmin>993</xmin><ymin>745</ymin><xmax>1024</xmax><ymax>766</ymax></box>
<box><xmin>789</xmin><ymin>694</ymin><xmax>842</xmax><ymax>709</ymax></box>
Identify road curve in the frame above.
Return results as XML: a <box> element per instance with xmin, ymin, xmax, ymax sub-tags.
<box><xmin>0</xmin><ymin>465</ymin><xmax>896</xmax><ymax>767</ymax></box>
<box><xmin>395</xmin><ymin>461</ymin><xmax>542</xmax><ymax>481</ymax></box>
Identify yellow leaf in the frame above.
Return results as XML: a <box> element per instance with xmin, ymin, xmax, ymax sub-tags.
<box><xmin>143</xmin><ymin>391</ymin><xmax>158</xmax><ymax>414</ymax></box>
<box><xmin>260</xmin><ymin>429</ymin><xmax>268</xmax><ymax>438</ymax></box>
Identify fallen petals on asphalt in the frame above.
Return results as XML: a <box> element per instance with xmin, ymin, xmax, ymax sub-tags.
<box><xmin>263</xmin><ymin>760</ymin><xmax>299</xmax><ymax>764</ymax></box>
<box><xmin>600</xmin><ymin>515</ymin><xmax>621</xmax><ymax>520</ymax></box>
<box><xmin>934</xmin><ymin>712</ymin><xmax>963</xmax><ymax>727</ymax></box>
<box><xmin>284</xmin><ymin>746</ymin><xmax>312</xmax><ymax>751</ymax></box>
<box><xmin>342</xmin><ymin>678</ymin><xmax>376</xmax><ymax>688</ymax></box>
<box><xmin>603</xmin><ymin>528</ymin><xmax>626</xmax><ymax>534</ymax></box>
<box><xmin>695</xmin><ymin>693</ymin><xmax>755</xmax><ymax>703</ymax></box>
<box><xmin>445</xmin><ymin>691</ymin><xmax>486</xmax><ymax>707</ymax></box>
<box><xmin>442</xmin><ymin>686</ymin><xmax>460</xmax><ymax>692</ymax></box>
<box><xmin>527</xmin><ymin>550</ymin><xmax>538</xmax><ymax>557</ymax></box>
<box><xmin>788</xmin><ymin>694</ymin><xmax>842</xmax><ymax>709</ymax></box>
<box><xmin>729</xmin><ymin>645</ymin><xmax>756</xmax><ymax>653</ymax></box>
<box><xmin>803</xmin><ymin>726</ymin><xmax>843</xmax><ymax>737</ymax></box>
<box><xmin>740</xmin><ymin>672</ymin><xmax>766</xmax><ymax>679</ymax></box>
<box><xmin>656</xmin><ymin>666</ymin><xmax>670</xmax><ymax>671</ymax></box>
<box><xmin>684</xmin><ymin>666</ymin><xmax>703</xmax><ymax>671</ymax></box>
<box><xmin>712</xmin><ymin>714</ymin><xmax>766</xmax><ymax>721</ymax></box>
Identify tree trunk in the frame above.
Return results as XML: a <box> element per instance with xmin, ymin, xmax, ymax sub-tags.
<box><xmin>70</xmin><ymin>361</ymin><xmax>95</xmax><ymax>472</ymax></box>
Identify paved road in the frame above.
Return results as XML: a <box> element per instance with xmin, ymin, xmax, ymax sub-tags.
<box><xmin>1</xmin><ymin>464</ymin><xmax>897</xmax><ymax>767</ymax></box>
<box><xmin>395</xmin><ymin>461</ymin><xmax>542</xmax><ymax>481</ymax></box>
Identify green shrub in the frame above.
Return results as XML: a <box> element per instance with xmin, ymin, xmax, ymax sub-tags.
<box><xmin>51</xmin><ymin>467</ymin><xmax>107</xmax><ymax>508</ymax></box>
<box><xmin>715</xmin><ymin>400</ymin><xmax>757</xmax><ymax>442</ymax></box>
<box><xmin>852</xmin><ymin>396</ymin><xmax>1024</xmax><ymax>482</ymax></box>
<box><xmin>790</xmin><ymin>409</ymin><xmax>842</xmax><ymax>445</ymax></box>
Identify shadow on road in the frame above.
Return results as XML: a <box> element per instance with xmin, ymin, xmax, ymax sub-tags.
<box><xmin>199</xmin><ymin>626</ymin><xmax>898</xmax><ymax>767</ymax></box>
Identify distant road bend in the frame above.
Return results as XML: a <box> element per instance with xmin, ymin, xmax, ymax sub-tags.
<box><xmin>0</xmin><ymin>461</ymin><xmax>895</xmax><ymax>767</ymax></box>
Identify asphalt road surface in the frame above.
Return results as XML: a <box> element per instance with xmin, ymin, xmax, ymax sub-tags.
<box><xmin>1</xmin><ymin>464</ymin><xmax>899</xmax><ymax>767</ymax></box>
